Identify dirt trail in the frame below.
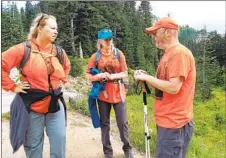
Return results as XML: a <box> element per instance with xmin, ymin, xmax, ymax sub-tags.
<box><xmin>1</xmin><ymin>110</ymin><xmax>144</xmax><ymax>158</ymax></box>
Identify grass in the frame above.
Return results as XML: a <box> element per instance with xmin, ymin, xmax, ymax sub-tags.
<box><xmin>126</xmin><ymin>88</ymin><xmax>225</xmax><ymax>158</ymax></box>
<box><xmin>126</xmin><ymin>94</ymin><xmax>157</xmax><ymax>154</ymax></box>
<box><xmin>68</xmin><ymin>96</ymin><xmax>90</xmax><ymax>116</ymax></box>
<box><xmin>187</xmin><ymin>88</ymin><xmax>226</xmax><ymax>158</ymax></box>
<box><xmin>2</xmin><ymin>112</ymin><xmax>10</xmax><ymax>120</ymax></box>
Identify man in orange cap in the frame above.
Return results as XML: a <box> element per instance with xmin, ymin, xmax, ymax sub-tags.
<box><xmin>134</xmin><ymin>17</ymin><xmax>196</xmax><ymax>158</ymax></box>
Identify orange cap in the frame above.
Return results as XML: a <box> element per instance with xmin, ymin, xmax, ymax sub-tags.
<box><xmin>145</xmin><ymin>17</ymin><xmax>179</xmax><ymax>35</ymax></box>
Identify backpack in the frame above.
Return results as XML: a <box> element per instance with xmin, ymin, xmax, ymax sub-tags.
<box><xmin>95</xmin><ymin>48</ymin><xmax>120</xmax><ymax>67</ymax></box>
<box><xmin>19</xmin><ymin>40</ymin><xmax>64</xmax><ymax>74</ymax></box>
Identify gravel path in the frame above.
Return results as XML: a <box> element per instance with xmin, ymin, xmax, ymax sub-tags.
<box><xmin>1</xmin><ymin>111</ymin><xmax>144</xmax><ymax>158</ymax></box>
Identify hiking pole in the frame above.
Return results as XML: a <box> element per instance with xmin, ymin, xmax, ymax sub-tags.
<box><xmin>141</xmin><ymin>81</ymin><xmax>151</xmax><ymax>158</ymax></box>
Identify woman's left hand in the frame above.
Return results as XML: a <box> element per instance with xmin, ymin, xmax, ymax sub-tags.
<box><xmin>14</xmin><ymin>81</ymin><xmax>30</xmax><ymax>93</ymax></box>
<box><xmin>59</xmin><ymin>81</ymin><xmax>66</xmax><ymax>91</ymax></box>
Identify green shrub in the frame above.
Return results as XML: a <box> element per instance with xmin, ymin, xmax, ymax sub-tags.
<box><xmin>69</xmin><ymin>96</ymin><xmax>90</xmax><ymax>116</ymax></box>
<box><xmin>68</xmin><ymin>56</ymin><xmax>88</xmax><ymax>77</ymax></box>
<box><xmin>215</xmin><ymin>113</ymin><xmax>226</xmax><ymax>131</ymax></box>
<box><xmin>127</xmin><ymin>68</ymin><xmax>137</xmax><ymax>95</ymax></box>
<box><xmin>127</xmin><ymin>68</ymin><xmax>153</xmax><ymax>96</ymax></box>
<box><xmin>195</xmin><ymin>83</ymin><xmax>213</xmax><ymax>101</ymax></box>
<box><xmin>2</xmin><ymin>112</ymin><xmax>10</xmax><ymax>120</ymax></box>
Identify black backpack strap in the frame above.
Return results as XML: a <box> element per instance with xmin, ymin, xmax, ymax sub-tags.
<box><xmin>19</xmin><ymin>40</ymin><xmax>31</xmax><ymax>73</ymax></box>
<box><xmin>54</xmin><ymin>44</ymin><xmax>64</xmax><ymax>66</ymax></box>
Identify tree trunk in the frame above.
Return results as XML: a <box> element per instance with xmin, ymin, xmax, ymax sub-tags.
<box><xmin>79</xmin><ymin>41</ymin><xmax>83</xmax><ymax>59</ymax></box>
<box><xmin>12</xmin><ymin>2</ymin><xmax>15</xmax><ymax>19</ymax></box>
<box><xmin>70</xmin><ymin>16</ymin><xmax>76</xmax><ymax>56</ymax></box>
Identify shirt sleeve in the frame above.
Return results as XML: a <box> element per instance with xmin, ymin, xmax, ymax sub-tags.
<box><xmin>119</xmin><ymin>51</ymin><xmax>128</xmax><ymax>72</ymax></box>
<box><xmin>168</xmin><ymin>52</ymin><xmax>190</xmax><ymax>81</ymax></box>
<box><xmin>1</xmin><ymin>44</ymin><xmax>25</xmax><ymax>91</ymax></box>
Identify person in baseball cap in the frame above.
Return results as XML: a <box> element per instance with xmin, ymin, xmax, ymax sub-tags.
<box><xmin>134</xmin><ymin>17</ymin><xmax>196</xmax><ymax>158</ymax></box>
<box><xmin>86</xmin><ymin>28</ymin><xmax>134</xmax><ymax>158</ymax></box>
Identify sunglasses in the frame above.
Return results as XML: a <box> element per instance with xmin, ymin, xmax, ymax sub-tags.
<box><xmin>102</xmin><ymin>29</ymin><xmax>112</xmax><ymax>33</ymax></box>
<box><xmin>152</xmin><ymin>28</ymin><xmax>169</xmax><ymax>37</ymax></box>
<box><xmin>37</xmin><ymin>14</ymin><xmax>48</xmax><ymax>27</ymax></box>
<box><xmin>104</xmin><ymin>38</ymin><xmax>112</xmax><ymax>41</ymax></box>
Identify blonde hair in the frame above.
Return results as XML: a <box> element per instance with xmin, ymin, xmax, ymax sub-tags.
<box><xmin>96</xmin><ymin>39</ymin><xmax>115</xmax><ymax>52</ymax></box>
<box><xmin>27</xmin><ymin>13</ymin><xmax>56</xmax><ymax>40</ymax></box>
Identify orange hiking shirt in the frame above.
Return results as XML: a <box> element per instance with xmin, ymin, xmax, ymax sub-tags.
<box><xmin>86</xmin><ymin>49</ymin><xmax>127</xmax><ymax>103</ymax></box>
<box><xmin>154</xmin><ymin>44</ymin><xmax>196</xmax><ymax>128</ymax></box>
<box><xmin>2</xmin><ymin>39</ymin><xmax>71</xmax><ymax>113</ymax></box>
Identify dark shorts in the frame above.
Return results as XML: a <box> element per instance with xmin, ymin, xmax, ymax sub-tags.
<box><xmin>156</xmin><ymin>120</ymin><xmax>194</xmax><ymax>158</ymax></box>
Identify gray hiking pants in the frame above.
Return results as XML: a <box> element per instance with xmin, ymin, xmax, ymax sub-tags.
<box><xmin>156</xmin><ymin>120</ymin><xmax>194</xmax><ymax>158</ymax></box>
<box><xmin>24</xmin><ymin>101</ymin><xmax>66</xmax><ymax>158</ymax></box>
<box><xmin>98</xmin><ymin>100</ymin><xmax>132</xmax><ymax>156</ymax></box>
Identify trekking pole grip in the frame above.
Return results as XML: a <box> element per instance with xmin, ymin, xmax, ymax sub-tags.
<box><xmin>141</xmin><ymin>81</ymin><xmax>147</xmax><ymax>105</ymax></box>
<box><xmin>143</xmin><ymin>92</ymin><xmax>147</xmax><ymax>105</ymax></box>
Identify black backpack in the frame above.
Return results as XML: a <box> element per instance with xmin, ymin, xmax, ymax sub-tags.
<box><xmin>19</xmin><ymin>40</ymin><xmax>64</xmax><ymax>73</ymax></box>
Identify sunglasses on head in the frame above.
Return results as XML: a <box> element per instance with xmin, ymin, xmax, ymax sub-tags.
<box><xmin>37</xmin><ymin>14</ymin><xmax>48</xmax><ymax>27</ymax></box>
<box><xmin>103</xmin><ymin>29</ymin><xmax>111</xmax><ymax>32</ymax></box>
<box><xmin>105</xmin><ymin>38</ymin><xmax>112</xmax><ymax>41</ymax></box>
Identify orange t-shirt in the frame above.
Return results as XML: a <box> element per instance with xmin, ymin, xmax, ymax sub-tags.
<box><xmin>154</xmin><ymin>43</ymin><xmax>196</xmax><ymax>128</ymax></box>
<box><xmin>2</xmin><ymin>39</ymin><xmax>71</xmax><ymax>113</ymax></box>
<box><xmin>86</xmin><ymin>49</ymin><xmax>128</xmax><ymax>103</ymax></box>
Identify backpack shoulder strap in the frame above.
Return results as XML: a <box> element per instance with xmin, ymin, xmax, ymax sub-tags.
<box><xmin>20</xmin><ymin>40</ymin><xmax>31</xmax><ymax>72</ymax></box>
<box><xmin>114</xmin><ymin>48</ymin><xmax>120</xmax><ymax>61</ymax></box>
<box><xmin>95</xmin><ymin>48</ymin><xmax>120</xmax><ymax>68</ymax></box>
<box><xmin>95</xmin><ymin>50</ymin><xmax>101</xmax><ymax>67</ymax></box>
<box><xmin>54</xmin><ymin>44</ymin><xmax>64</xmax><ymax>66</ymax></box>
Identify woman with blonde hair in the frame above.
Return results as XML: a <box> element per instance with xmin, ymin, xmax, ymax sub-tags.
<box><xmin>2</xmin><ymin>13</ymin><xmax>70</xmax><ymax>158</ymax></box>
<box><xmin>86</xmin><ymin>29</ymin><xmax>134</xmax><ymax>158</ymax></box>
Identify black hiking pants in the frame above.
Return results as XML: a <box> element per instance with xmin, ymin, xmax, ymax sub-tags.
<box><xmin>98</xmin><ymin>100</ymin><xmax>132</xmax><ymax>156</ymax></box>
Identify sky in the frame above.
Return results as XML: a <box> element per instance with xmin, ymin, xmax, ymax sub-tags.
<box><xmin>139</xmin><ymin>1</ymin><xmax>225</xmax><ymax>34</ymax></box>
<box><xmin>4</xmin><ymin>1</ymin><xmax>226</xmax><ymax>34</ymax></box>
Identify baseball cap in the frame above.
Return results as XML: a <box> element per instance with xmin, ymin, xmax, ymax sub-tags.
<box><xmin>145</xmin><ymin>17</ymin><xmax>179</xmax><ymax>35</ymax></box>
<box><xmin>98</xmin><ymin>29</ymin><xmax>114</xmax><ymax>40</ymax></box>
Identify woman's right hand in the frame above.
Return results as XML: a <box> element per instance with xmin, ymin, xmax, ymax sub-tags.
<box><xmin>96</xmin><ymin>72</ymin><xmax>110</xmax><ymax>81</ymax></box>
<box><xmin>14</xmin><ymin>81</ymin><xmax>30</xmax><ymax>93</ymax></box>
